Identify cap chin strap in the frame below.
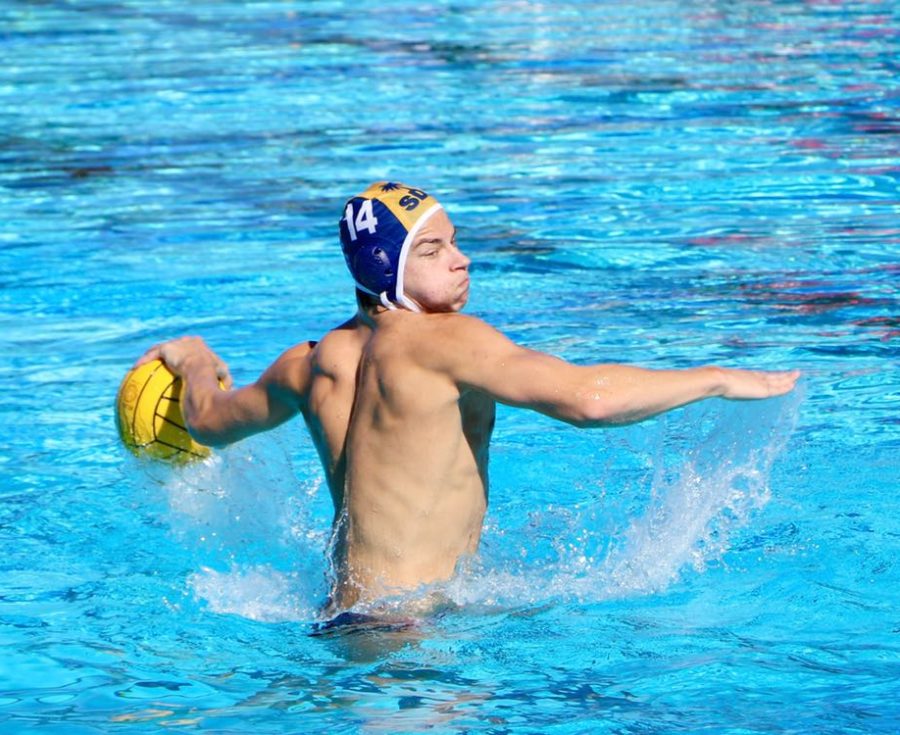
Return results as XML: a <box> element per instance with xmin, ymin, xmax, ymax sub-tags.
<box><xmin>397</xmin><ymin>292</ymin><xmax>422</xmax><ymax>312</ymax></box>
<box><xmin>378</xmin><ymin>291</ymin><xmax>421</xmax><ymax>312</ymax></box>
<box><xmin>390</xmin><ymin>202</ymin><xmax>441</xmax><ymax>314</ymax></box>
<box><xmin>357</xmin><ymin>281</ymin><xmax>420</xmax><ymax>312</ymax></box>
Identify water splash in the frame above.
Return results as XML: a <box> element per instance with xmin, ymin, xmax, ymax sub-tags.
<box><xmin>186</xmin><ymin>566</ymin><xmax>314</xmax><ymax>622</ymax></box>
<box><xmin>160</xmin><ymin>391</ymin><xmax>801</xmax><ymax>621</ymax></box>
<box><xmin>449</xmin><ymin>389</ymin><xmax>803</xmax><ymax>608</ymax></box>
<box><xmin>150</xmin><ymin>427</ymin><xmax>333</xmax><ymax>621</ymax></box>
<box><xmin>598</xmin><ymin>442</ymin><xmax>775</xmax><ymax>596</ymax></box>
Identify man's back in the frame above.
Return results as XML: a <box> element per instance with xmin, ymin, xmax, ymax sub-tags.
<box><xmin>330</xmin><ymin>310</ymin><xmax>496</xmax><ymax>608</ymax></box>
<box><xmin>301</xmin><ymin>318</ymin><xmax>368</xmax><ymax>514</ymax></box>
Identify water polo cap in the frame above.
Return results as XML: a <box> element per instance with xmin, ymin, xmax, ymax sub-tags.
<box><xmin>339</xmin><ymin>181</ymin><xmax>443</xmax><ymax>312</ymax></box>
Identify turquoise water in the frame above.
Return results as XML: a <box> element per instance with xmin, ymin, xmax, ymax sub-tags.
<box><xmin>2</xmin><ymin>0</ymin><xmax>898</xmax><ymax>732</ymax></box>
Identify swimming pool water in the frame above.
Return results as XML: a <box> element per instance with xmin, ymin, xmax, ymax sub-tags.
<box><xmin>1</xmin><ymin>1</ymin><xmax>898</xmax><ymax>733</ymax></box>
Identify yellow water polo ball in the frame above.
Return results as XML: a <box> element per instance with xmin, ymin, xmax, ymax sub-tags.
<box><xmin>116</xmin><ymin>359</ymin><xmax>211</xmax><ymax>461</ymax></box>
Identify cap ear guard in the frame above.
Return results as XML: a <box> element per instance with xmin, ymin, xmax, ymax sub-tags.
<box><xmin>392</xmin><ymin>202</ymin><xmax>442</xmax><ymax>312</ymax></box>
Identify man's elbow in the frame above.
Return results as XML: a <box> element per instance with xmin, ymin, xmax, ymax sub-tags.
<box><xmin>185</xmin><ymin>416</ymin><xmax>235</xmax><ymax>448</ymax></box>
<box><xmin>568</xmin><ymin>395</ymin><xmax>622</xmax><ymax>428</ymax></box>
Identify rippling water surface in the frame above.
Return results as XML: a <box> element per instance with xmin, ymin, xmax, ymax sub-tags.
<box><xmin>1</xmin><ymin>1</ymin><xmax>898</xmax><ymax>733</ymax></box>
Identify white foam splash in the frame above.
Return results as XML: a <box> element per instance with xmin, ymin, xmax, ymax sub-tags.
<box><xmin>156</xmin><ymin>429</ymin><xmax>332</xmax><ymax>621</ymax></box>
<box><xmin>163</xmin><ymin>391</ymin><xmax>801</xmax><ymax>621</ymax></box>
<box><xmin>446</xmin><ymin>389</ymin><xmax>801</xmax><ymax>608</ymax></box>
<box><xmin>186</xmin><ymin>565</ymin><xmax>318</xmax><ymax>623</ymax></box>
<box><xmin>596</xmin><ymin>454</ymin><xmax>769</xmax><ymax>596</ymax></box>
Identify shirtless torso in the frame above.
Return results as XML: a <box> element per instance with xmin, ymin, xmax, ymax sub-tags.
<box><xmin>176</xmin><ymin>306</ymin><xmax>498</xmax><ymax>610</ymax></box>
<box><xmin>138</xmin><ymin>185</ymin><xmax>799</xmax><ymax>613</ymax></box>
<box><xmin>330</xmin><ymin>311</ymin><xmax>495</xmax><ymax>607</ymax></box>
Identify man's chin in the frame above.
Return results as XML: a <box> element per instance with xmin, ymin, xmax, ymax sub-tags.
<box><xmin>454</xmin><ymin>287</ymin><xmax>470</xmax><ymax>312</ymax></box>
<box><xmin>417</xmin><ymin>292</ymin><xmax>469</xmax><ymax>314</ymax></box>
<box><xmin>448</xmin><ymin>296</ymin><xmax>468</xmax><ymax>313</ymax></box>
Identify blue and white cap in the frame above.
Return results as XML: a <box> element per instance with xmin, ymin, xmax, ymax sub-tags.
<box><xmin>339</xmin><ymin>182</ymin><xmax>443</xmax><ymax>312</ymax></box>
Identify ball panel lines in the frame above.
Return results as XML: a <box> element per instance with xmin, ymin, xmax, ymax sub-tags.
<box><xmin>116</xmin><ymin>359</ymin><xmax>211</xmax><ymax>461</ymax></box>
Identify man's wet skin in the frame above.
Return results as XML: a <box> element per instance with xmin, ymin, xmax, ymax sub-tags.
<box><xmin>136</xmin><ymin>182</ymin><xmax>800</xmax><ymax>614</ymax></box>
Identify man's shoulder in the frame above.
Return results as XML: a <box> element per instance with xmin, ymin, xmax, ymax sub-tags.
<box><xmin>376</xmin><ymin>312</ymin><xmax>513</xmax><ymax>374</ymax></box>
<box><xmin>420</xmin><ymin>312</ymin><xmax>502</xmax><ymax>340</ymax></box>
<box><xmin>405</xmin><ymin>310</ymin><xmax>490</xmax><ymax>331</ymax></box>
<box><xmin>312</xmin><ymin>316</ymin><xmax>359</xmax><ymax>347</ymax></box>
<box><xmin>374</xmin><ymin>311</ymin><xmax>490</xmax><ymax>344</ymax></box>
<box><xmin>279</xmin><ymin>339</ymin><xmax>317</xmax><ymax>360</ymax></box>
<box><xmin>311</xmin><ymin>317</ymin><xmax>368</xmax><ymax>370</ymax></box>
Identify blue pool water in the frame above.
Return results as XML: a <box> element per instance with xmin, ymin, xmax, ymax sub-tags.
<box><xmin>2</xmin><ymin>1</ymin><xmax>898</xmax><ymax>732</ymax></box>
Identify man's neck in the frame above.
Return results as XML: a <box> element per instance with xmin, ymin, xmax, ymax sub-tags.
<box><xmin>357</xmin><ymin>304</ymin><xmax>389</xmax><ymax>328</ymax></box>
<box><xmin>356</xmin><ymin>302</ymin><xmax>426</xmax><ymax>328</ymax></box>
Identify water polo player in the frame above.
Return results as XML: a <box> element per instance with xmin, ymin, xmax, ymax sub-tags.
<box><xmin>135</xmin><ymin>181</ymin><xmax>799</xmax><ymax>612</ymax></box>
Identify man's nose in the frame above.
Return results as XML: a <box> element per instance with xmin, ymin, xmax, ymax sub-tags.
<box><xmin>454</xmin><ymin>248</ymin><xmax>471</xmax><ymax>270</ymax></box>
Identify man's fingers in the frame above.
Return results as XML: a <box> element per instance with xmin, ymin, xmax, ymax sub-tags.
<box><xmin>765</xmin><ymin>369</ymin><xmax>800</xmax><ymax>396</ymax></box>
<box><xmin>133</xmin><ymin>346</ymin><xmax>161</xmax><ymax>368</ymax></box>
<box><xmin>132</xmin><ymin>337</ymin><xmax>232</xmax><ymax>387</ymax></box>
<box><xmin>723</xmin><ymin>368</ymin><xmax>800</xmax><ymax>400</ymax></box>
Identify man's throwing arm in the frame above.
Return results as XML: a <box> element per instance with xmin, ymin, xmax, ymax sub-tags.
<box><xmin>136</xmin><ymin>337</ymin><xmax>315</xmax><ymax>446</ymax></box>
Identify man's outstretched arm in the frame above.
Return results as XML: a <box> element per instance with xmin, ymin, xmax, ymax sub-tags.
<box><xmin>436</xmin><ymin>316</ymin><xmax>799</xmax><ymax>427</ymax></box>
<box><xmin>136</xmin><ymin>337</ymin><xmax>315</xmax><ymax>446</ymax></box>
